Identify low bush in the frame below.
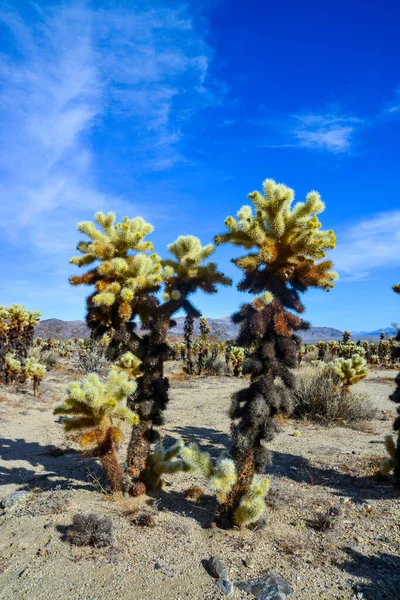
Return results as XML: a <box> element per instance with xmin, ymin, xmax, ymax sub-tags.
<box><xmin>293</xmin><ymin>365</ymin><xmax>376</xmax><ymax>425</ymax></box>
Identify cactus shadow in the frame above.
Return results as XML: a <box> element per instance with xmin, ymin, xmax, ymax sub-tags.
<box><xmin>338</xmin><ymin>547</ymin><xmax>400</xmax><ymax>599</ymax></box>
<box><xmin>0</xmin><ymin>437</ymin><xmax>102</xmax><ymax>492</ymax></box>
<box><xmin>154</xmin><ymin>486</ymin><xmax>218</xmax><ymax>528</ymax></box>
<box><xmin>170</xmin><ymin>426</ymin><xmax>231</xmax><ymax>458</ymax></box>
<box><xmin>268</xmin><ymin>450</ymin><xmax>400</xmax><ymax>504</ymax></box>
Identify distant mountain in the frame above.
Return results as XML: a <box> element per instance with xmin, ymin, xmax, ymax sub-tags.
<box><xmin>35</xmin><ymin>318</ymin><xmax>90</xmax><ymax>340</ymax></box>
<box><xmin>35</xmin><ymin>317</ymin><xmax>343</xmax><ymax>342</ymax></box>
<box><xmin>351</xmin><ymin>327</ymin><xmax>397</xmax><ymax>340</ymax></box>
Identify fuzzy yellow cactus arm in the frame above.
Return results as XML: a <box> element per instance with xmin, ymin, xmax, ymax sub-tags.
<box><xmin>215</xmin><ymin>179</ymin><xmax>337</xmax><ymax>292</ymax></box>
<box><xmin>180</xmin><ymin>442</ymin><xmax>214</xmax><ymax>478</ymax></box>
<box><xmin>53</xmin><ymin>370</ymin><xmax>138</xmax><ymax>443</ymax></box>
<box><xmin>69</xmin><ymin>213</ymin><xmax>163</xmax><ymax>326</ymax></box>
<box><xmin>332</xmin><ymin>353</ymin><xmax>369</xmax><ymax>387</ymax></box>
<box><xmin>380</xmin><ymin>435</ymin><xmax>397</xmax><ymax>476</ymax></box>
<box><xmin>234</xmin><ymin>477</ymin><xmax>270</xmax><ymax>527</ymax></box>
<box><xmin>110</xmin><ymin>352</ymin><xmax>142</xmax><ymax>380</ymax></box>
<box><xmin>145</xmin><ymin>440</ymin><xmax>193</xmax><ymax>491</ymax></box>
<box><xmin>162</xmin><ymin>236</ymin><xmax>232</xmax><ymax>301</ymax></box>
<box><xmin>4</xmin><ymin>352</ymin><xmax>22</xmax><ymax>374</ymax></box>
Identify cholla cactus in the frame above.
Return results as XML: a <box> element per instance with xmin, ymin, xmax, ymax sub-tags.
<box><xmin>387</xmin><ymin>283</ymin><xmax>400</xmax><ymax>480</ymax></box>
<box><xmin>111</xmin><ymin>352</ymin><xmax>142</xmax><ymax>380</ymax></box>
<box><xmin>181</xmin><ymin>442</ymin><xmax>237</xmax><ymax>503</ymax></box>
<box><xmin>234</xmin><ymin>477</ymin><xmax>270</xmax><ymax>527</ymax></box>
<box><xmin>70</xmin><ymin>212</ymin><xmax>231</xmax><ymax>489</ymax></box>
<box><xmin>0</xmin><ymin>304</ymin><xmax>41</xmax><ymax>384</ymax></box>
<box><xmin>370</xmin><ymin>354</ymin><xmax>379</xmax><ymax>365</ymax></box>
<box><xmin>380</xmin><ymin>435</ymin><xmax>398</xmax><ymax>476</ymax></box>
<box><xmin>54</xmin><ymin>371</ymin><xmax>138</xmax><ymax>491</ymax></box>
<box><xmin>4</xmin><ymin>352</ymin><xmax>22</xmax><ymax>382</ymax></box>
<box><xmin>144</xmin><ymin>440</ymin><xmax>192</xmax><ymax>491</ymax></box>
<box><xmin>229</xmin><ymin>346</ymin><xmax>245</xmax><ymax>376</ymax></box>
<box><xmin>181</xmin><ymin>442</ymin><xmax>269</xmax><ymax>525</ymax></box>
<box><xmin>330</xmin><ymin>353</ymin><xmax>368</xmax><ymax>389</ymax></box>
<box><xmin>215</xmin><ymin>178</ymin><xmax>337</xmax><ymax>527</ymax></box>
<box><xmin>184</xmin><ymin>315</ymin><xmax>195</xmax><ymax>374</ymax></box>
<box><xmin>342</xmin><ymin>330</ymin><xmax>351</xmax><ymax>343</ymax></box>
<box><xmin>24</xmin><ymin>357</ymin><xmax>46</xmax><ymax>397</ymax></box>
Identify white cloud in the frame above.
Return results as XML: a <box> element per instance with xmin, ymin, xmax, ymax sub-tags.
<box><xmin>293</xmin><ymin>114</ymin><xmax>362</xmax><ymax>153</ymax></box>
<box><xmin>384</xmin><ymin>85</ymin><xmax>400</xmax><ymax>115</ymax></box>
<box><xmin>256</xmin><ymin>111</ymin><xmax>364</xmax><ymax>154</ymax></box>
<box><xmin>0</xmin><ymin>2</ymin><xmax>213</xmax><ymax>258</ymax></box>
<box><xmin>333</xmin><ymin>211</ymin><xmax>400</xmax><ymax>277</ymax></box>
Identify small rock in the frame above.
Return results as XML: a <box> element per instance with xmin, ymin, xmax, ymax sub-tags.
<box><xmin>217</xmin><ymin>578</ymin><xmax>234</xmax><ymax>598</ymax></box>
<box><xmin>154</xmin><ymin>562</ymin><xmax>162</xmax><ymax>570</ymax></box>
<box><xmin>243</xmin><ymin>556</ymin><xmax>254</xmax><ymax>568</ymax></box>
<box><xmin>1</xmin><ymin>491</ymin><xmax>30</xmax><ymax>509</ymax></box>
<box><xmin>207</xmin><ymin>556</ymin><xmax>228</xmax><ymax>579</ymax></box>
<box><xmin>237</xmin><ymin>574</ymin><xmax>292</xmax><ymax>599</ymax></box>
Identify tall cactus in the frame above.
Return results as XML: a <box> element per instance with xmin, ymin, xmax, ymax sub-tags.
<box><xmin>70</xmin><ymin>212</ymin><xmax>231</xmax><ymax>489</ymax></box>
<box><xmin>214</xmin><ymin>178</ymin><xmax>337</xmax><ymax>527</ymax></box>
<box><xmin>387</xmin><ymin>283</ymin><xmax>400</xmax><ymax>480</ymax></box>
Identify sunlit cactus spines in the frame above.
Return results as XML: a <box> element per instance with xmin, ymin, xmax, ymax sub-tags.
<box><xmin>144</xmin><ymin>440</ymin><xmax>192</xmax><ymax>491</ymax></box>
<box><xmin>181</xmin><ymin>442</ymin><xmax>237</xmax><ymax>503</ymax></box>
<box><xmin>24</xmin><ymin>357</ymin><xmax>46</xmax><ymax>397</ymax></box>
<box><xmin>330</xmin><ymin>353</ymin><xmax>368</xmax><ymax>389</ymax></box>
<box><xmin>234</xmin><ymin>477</ymin><xmax>270</xmax><ymax>528</ymax></box>
<box><xmin>229</xmin><ymin>346</ymin><xmax>245</xmax><ymax>376</ymax></box>
<box><xmin>111</xmin><ymin>352</ymin><xmax>142</xmax><ymax>380</ymax></box>
<box><xmin>380</xmin><ymin>434</ymin><xmax>398</xmax><ymax>477</ymax></box>
<box><xmin>4</xmin><ymin>352</ymin><xmax>22</xmax><ymax>382</ymax></box>
<box><xmin>0</xmin><ymin>304</ymin><xmax>42</xmax><ymax>385</ymax></box>
<box><xmin>214</xmin><ymin>178</ymin><xmax>337</xmax><ymax>527</ymax></box>
<box><xmin>54</xmin><ymin>370</ymin><xmax>138</xmax><ymax>491</ymax></box>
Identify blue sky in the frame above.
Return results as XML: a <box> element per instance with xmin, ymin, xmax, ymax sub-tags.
<box><xmin>0</xmin><ymin>0</ymin><xmax>399</xmax><ymax>331</ymax></box>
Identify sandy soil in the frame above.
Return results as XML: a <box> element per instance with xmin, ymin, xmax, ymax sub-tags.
<box><xmin>0</xmin><ymin>364</ymin><xmax>399</xmax><ymax>600</ymax></box>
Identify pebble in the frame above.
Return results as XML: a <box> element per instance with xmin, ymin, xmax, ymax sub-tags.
<box><xmin>207</xmin><ymin>556</ymin><xmax>228</xmax><ymax>579</ymax></box>
<box><xmin>216</xmin><ymin>578</ymin><xmax>234</xmax><ymax>598</ymax></box>
<box><xmin>243</xmin><ymin>556</ymin><xmax>254</xmax><ymax>568</ymax></box>
<box><xmin>154</xmin><ymin>562</ymin><xmax>162</xmax><ymax>570</ymax></box>
<box><xmin>1</xmin><ymin>490</ymin><xmax>30</xmax><ymax>509</ymax></box>
<box><xmin>237</xmin><ymin>574</ymin><xmax>293</xmax><ymax>599</ymax></box>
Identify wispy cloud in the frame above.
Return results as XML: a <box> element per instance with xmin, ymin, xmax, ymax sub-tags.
<box><xmin>256</xmin><ymin>110</ymin><xmax>364</xmax><ymax>154</ymax></box>
<box><xmin>0</xmin><ymin>2</ymin><xmax>214</xmax><ymax>257</ymax></box>
<box><xmin>384</xmin><ymin>85</ymin><xmax>400</xmax><ymax>115</ymax></box>
<box><xmin>292</xmin><ymin>114</ymin><xmax>363</xmax><ymax>153</ymax></box>
<box><xmin>333</xmin><ymin>211</ymin><xmax>400</xmax><ymax>277</ymax></box>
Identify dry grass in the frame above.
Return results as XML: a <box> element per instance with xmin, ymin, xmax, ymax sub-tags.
<box><xmin>293</xmin><ymin>365</ymin><xmax>376</xmax><ymax>425</ymax></box>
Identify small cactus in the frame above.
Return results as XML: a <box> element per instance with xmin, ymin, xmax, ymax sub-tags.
<box><xmin>380</xmin><ymin>435</ymin><xmax>398</xmax><ymax>476</ymax></box>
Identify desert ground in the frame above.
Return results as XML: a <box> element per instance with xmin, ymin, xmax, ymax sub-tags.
<box><xmin>0</xmin><ymin>363</ymin><xmax>399</xmax><ymax>600</ymax></box>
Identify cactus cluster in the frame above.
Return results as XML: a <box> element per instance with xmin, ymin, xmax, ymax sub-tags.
<box><xmin>70</xmin><ymin>212</ymin><xmax>231</xmax><ymax>489</ymax></box>
<box><xmin>0</xmin><ymin>304</ymin><xmax>45</xmax><ymax>394</ymax></box>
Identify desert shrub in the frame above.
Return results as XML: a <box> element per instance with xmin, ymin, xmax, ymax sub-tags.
<box><xmin>204</xmin><ymin>353</ymin><xmax>230</xmax><ymax>376</ymax></box>
<box><xmin>293</xmin><ymin>365</ymin><xmax>376</xmax><ymax>425</ymax></box>
<box><xmin>68</xmin><ymin>513</ymin><xmax>113</xmax><ymax>547</ymax></box>
<box><xmin>28</xmin><ymin>346</ymin><xmax>59</xmax><ymax>369</ymax></box>
<box><xmin>73</xmin><ymin>338</ymin><xmax>108</xmax><ymax>374</ymax></box>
